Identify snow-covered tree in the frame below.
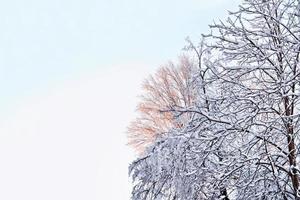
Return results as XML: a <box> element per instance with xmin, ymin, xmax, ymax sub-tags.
<box><xmin>129</xmin><ymin>39</ymin><xmax>218</xmax><ymax>199</ymax></box>
<box><xmin>129</xmin><ymin>0</ymin><xmax>300</xmax><ymax>199</ymax></box>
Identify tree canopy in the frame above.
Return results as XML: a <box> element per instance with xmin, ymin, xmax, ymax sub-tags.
<box><xmin>128</xmin><ymin>0</ymin><xmax>300</xmax><ymax>199</ymax></box>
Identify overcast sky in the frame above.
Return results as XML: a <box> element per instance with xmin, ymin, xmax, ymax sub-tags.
<box><xmin>0</xmin><ymin>0</ymin><xmax>239</xmax><ymax>199</ymax></box>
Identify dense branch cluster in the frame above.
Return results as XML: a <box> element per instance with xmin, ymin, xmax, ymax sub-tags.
<box><xmin>128</xmin><ymin>0</ymin><xmax>300</xmax><ymax>199</ymax></box>
<box><xmin>128</xmin><ymin>56</ymin><xmax>198</xmax><ymax>152</ymax></box>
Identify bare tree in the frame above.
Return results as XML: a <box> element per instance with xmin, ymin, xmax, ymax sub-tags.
<box><xmin>130</xmin><ymin>0</ymin><xmax>300</xmax><ymax>199</ymax></box>
<box><xmin>128</xmin><ymin>56</ymin><xmax>198</xmax><ymax>152</ymax></box>
<box><xmin>202</xmin><ymin>0</ymin><xmax>300</xmax><ymax>198</ymax></box>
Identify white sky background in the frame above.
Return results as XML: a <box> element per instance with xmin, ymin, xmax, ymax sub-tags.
<box><xmin>0</xmin><ymin>0</ymin><xmax>239</xmax><ymax>199</ymax></box>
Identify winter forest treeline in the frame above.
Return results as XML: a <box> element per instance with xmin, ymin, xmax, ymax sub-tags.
<box><xmin>127</xmin><ymin>0</ymin><xmax>300</xmax><ymax>199</ymax></box>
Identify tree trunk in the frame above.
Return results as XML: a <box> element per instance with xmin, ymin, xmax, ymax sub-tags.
<box><xmin>284</xmin><ymin>96</ymin><xmax>299</xmax><ymax>198</ymax></box>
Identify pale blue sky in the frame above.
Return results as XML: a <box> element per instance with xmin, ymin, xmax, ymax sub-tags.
<box><xmin>0</xmin><ymin>0</ymin><xmax>239</xmax><ymax>114</ymax></box>
<box><xmin>0</xmin><ymin>0</ymin><xmax>240</xmax><ymax>199</ymax></box>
